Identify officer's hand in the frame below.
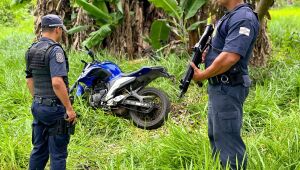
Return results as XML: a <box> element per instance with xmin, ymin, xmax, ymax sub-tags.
<box><xmin>66</xmin><ymin>109</ymin><xmax>77</xmax><ymax>124</ymax></box>
<box><xmin>190</xmin><ymin>62</ymin><xmax>204</xmax><ymax>81</ymax></box>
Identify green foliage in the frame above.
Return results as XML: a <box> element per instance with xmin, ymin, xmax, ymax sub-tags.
<box><xmin>93</xmin><ymin>0</ymin><xmax>109</xmax><ymax>13</ymax></box>
<box><xmin>148</xmin><ymin>0</ymin><xmax>182</xmax><ymax>19</ymax></box>
<box><xmin>274</xmin><ymin>0</ymin><xmax>300</xmax><ymax>7</ymax></box>
<box><xmin>149</xmin><ymin>20</ymin><xmax>171</xmax><ymax>50</ymax></box>
<box><xmin>67</xmin><ymin>25</ymin><xmax>89</xmax><ymax>35</ymax></box>
<box><xmin>269</xmin><ymin>7</ymin><xmax>300</xmax><ymax>57</ymax></box>
<box><xmin>0</xmin><ymin>6</ymin><xmax>300</xmax><ymax>170</ymax></box>
<box><xmin>187</xmin><ymin>20</ymin><xmax>206</xmax><ymax>31</ymax></box>
<box><xmin>148</xmin><ymin>0</ymin><xmax>207</xmax><ymax>51</ymax></box>
<box><xmin>181</xmin><ymin>0</ymin><xmax>206</xmax><ymax>20</ymax></box>
<box><xmin>11</xmin><ymin>0</ymin><xmax>31</xmax><ymax>4</ymax></box>
<box><xmin>73</xmin><ymin>0</ymin><xmax>123</xmax><ymax>48</ymax></box>
<box><xmin>76</xmin><ymin>0</ymin><xmax>112</xmax><ymax>24</ymax></box>
<box><xmin>0</xmin><ymin>0</ymin><xmax>16</xmax><ymax>26</ymax></box>
<box><xmin>0</xmin><ymin>0</ymin><xmax>33</xmax><ymax>28</ymax></box>
<box><xmin>83</xmin><ymin>24</ymin><xmax>112</xmax><ymax>48</ymax></box>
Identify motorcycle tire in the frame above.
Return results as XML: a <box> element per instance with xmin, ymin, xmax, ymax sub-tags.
<box><xmin>129</xmin><ymin>87</ymin><xmax>170</xmax><ymax>130</ymax></box>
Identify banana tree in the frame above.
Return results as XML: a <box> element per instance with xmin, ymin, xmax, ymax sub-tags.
<box><xmin>69</xmin><ymin>0</ymin><xmax>123</xmax><ymax>49</ymax></box>
<box><xmin>148</xmin><ymin>0</ymin><xmax>207</xmax><ymax>51</ymax></box>
<box><xmin>33</xmin><ymin>0</ymin><xmax>72</xmax><ymax>45</ymax></box>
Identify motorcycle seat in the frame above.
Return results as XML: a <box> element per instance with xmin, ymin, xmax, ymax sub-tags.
<box><xmin>121</xmin><ymin>67</ymin><xmax>154</xmax><ymax>77</ymax></box>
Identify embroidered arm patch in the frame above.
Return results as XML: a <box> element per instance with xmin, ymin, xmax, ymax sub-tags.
<box><xmin>56</xmin><ymin>53</ymin><xmax>65</xmax><ymax>63</ymax></box>
<box><xmin>239</xmin><ymin>27</ymin><xmax>250</xmax><ymax>36</ymax></box>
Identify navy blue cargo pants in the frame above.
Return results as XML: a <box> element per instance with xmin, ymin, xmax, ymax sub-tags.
<box><xmin>29</xmin><ymin>101</ymin><xmax>70</xmax><ymax>170</ymax></box>
<box><xmin>208</xmin><ymin>83</ymin><xmax>249</xmax><ymax>170</ymax></box>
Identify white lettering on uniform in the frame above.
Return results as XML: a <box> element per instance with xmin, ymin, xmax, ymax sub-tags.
<box><xmin>239</xmin><ymin>27</ymin><xmax>250</xmax><ymax>36</ymax></box>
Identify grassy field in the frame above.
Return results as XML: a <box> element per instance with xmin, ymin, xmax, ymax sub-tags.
<box><xmin>0</xmin><ymin>6</ymin><xmax>300</xmax><ymax>170</ymax></box>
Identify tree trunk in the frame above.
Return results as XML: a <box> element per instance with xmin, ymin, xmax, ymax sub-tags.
<box><xmin>71</xmin><ymin>8</ymin><xmax>94</xmax><ymax>50</ymax></box>
<box><xmin>249</xmin><ymin>0</ymin><xmax>274</xmax><ymax>67</ymax></box>
<box><xmin>71</xmin><ymin>0</ymin><xmax>164</xmax><ymax>58</ymax></box>
<box><xmin>187</xmin><ymin>2</ymin><xmax>210</xmax><ymax>52</ymax></box>
<box><xmin>255</xmin><ymin>0</ymin><xmax>274</xmax><ymax>21</ymax></box>
<box><xmin>198</xmin><ymin>2</ymin><xmax>210</xmax><ymax>34</ymax></box>
<box><xmin>34</xmin><ymin>0</ymin><xmax>71</xmax><ymax>45</ymax></box>
<box><xmin>209</xmin><ymin>0</ymin><xmax>226</xmax><ymax>24</ymax></box>
<box><xmin>250</xmin><ymin>19</ymin><xmax>271</xmax><ymax>66</ymax></box>
<box><xmin>103</xmin><ymin>0</ymin><xmax>165</xmax><ymax>59</ymax></box>
<box><xmin>69</xmin><ymin>0</ymin><xmax>273</xmax><ymax>63</ymax></box>
<box><xmin>187</xmin><ymin>15</ymin><xmax>200</xmax><ymax>52</ymax></box>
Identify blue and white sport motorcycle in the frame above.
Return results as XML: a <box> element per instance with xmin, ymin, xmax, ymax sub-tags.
<box><xmin>70</xmin><ymin>47</ymin><xmax>171</xmax><ymax>129</ymax></box>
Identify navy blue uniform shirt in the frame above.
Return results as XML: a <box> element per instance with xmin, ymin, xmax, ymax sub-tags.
<box><xmin>205</xmin><ymin>4</ymin><xmax>259</xmax><ymax>75</ymax></box>
<box><xmin>38</xmin><ymin>37</ymin><xmax>68</xmax><ymax>78</ymax></box>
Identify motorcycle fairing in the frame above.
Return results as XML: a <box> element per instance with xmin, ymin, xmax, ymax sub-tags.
<box><xmin>105</xmin><ymin>76</ymin><xmax>136</xmax><ymax>101</ymax></box>
<box><xmin>78</xmin><ymin>65</ymin><xmax>111</xmax><ymax>87</ymax></box>
<box><xmin>104</xmin><ymin>67</ymin><xmax>170</xmax><ymax>101</ymax></box>
<box><xmin>98</xmin><ymin>61</ymin><xmax>123</xmax><ymax>81</ymax></box>
<box><xmin>76</xmin><ymin>83</ymin><xmax>84</xmax><ymax>96</ymax></box>
<box><xmin>78</xmin><ymin>61</ymin><xmax>122</xmax><ymax>85</ymax></box>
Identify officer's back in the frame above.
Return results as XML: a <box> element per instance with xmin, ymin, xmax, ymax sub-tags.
<box><xmin>25</xmin><ymin>14</ymin><xmax>76</xmax><ymax>170</ymax></box>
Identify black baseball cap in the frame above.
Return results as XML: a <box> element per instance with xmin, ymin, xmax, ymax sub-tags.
<box><xmin>41</xmin><ymin>14</ymin><xmax>67</xmax><ymax>31</ymax></box>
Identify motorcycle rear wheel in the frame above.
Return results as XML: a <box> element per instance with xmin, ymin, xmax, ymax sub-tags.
<box><xmin>129</xmin><ymin>87</ymin><xmax>170</xmax><ymax>130</ymax></box>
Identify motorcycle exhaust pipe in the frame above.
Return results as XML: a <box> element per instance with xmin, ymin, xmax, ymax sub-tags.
<box><xmin>123</xmin><ymin>100</ymin><xmax>152</xmax><ymax>108</ymax></box>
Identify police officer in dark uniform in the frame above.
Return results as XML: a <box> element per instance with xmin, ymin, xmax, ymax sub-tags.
<box><xmin>25</xmin><ymin>14</ymin><xmax>76</xmax><ymax>170</ymax></box>
<box><xmin>190</xmin><ymin>0</ymin><xmax>259</xmax><ymax>169</ymax></box>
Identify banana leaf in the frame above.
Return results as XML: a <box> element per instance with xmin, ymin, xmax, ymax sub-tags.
<box><xmin>117</xmin><ymin>1</ymin><xmax>123</xmax><ymax>14</ymax></box>
<box><xmin>83</xmin><ymin>24</ymin><xmax>112</xmax><ymax>48</ymax></box>
<box><xmin>67</xmin><ymin>25</ymin><xmax>89</xmax><ymax>35</ymax></box>
<box><xmin>187</xmin><ymin>20</ymin><xmax>206</xmax><ymax>31</ymax></box>
<box><xmin>150</xmin><ymin>20</ymin><xmax>170</xmax><ymax>50</ymax></box>
<box><xmin>184</xmin><ymin>0</ymin><xmax>206</xmax><ymax>20</ymax></box>
<box><xmin>148</xmin><ymin>0</ymin><xmax>182</xmax><ymax>20</ymax></box>
<box><xmin>76</xmin><ymin>0</ymin><xmax>112</xmax><ymax>24</ymax></box>
<box><xmin>180</xmin><ymin>0</ymin><xmax>188</xmax><ymax>12</ymax></box>
<box><xmin>93</xmin><ymin>0</ymin><xmax>108</xmax><ymax>14</ymax></box>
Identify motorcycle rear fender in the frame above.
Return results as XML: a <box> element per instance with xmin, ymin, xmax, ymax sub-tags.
<box><xmin>130</xmin><ymin>66</ymin><xmax>172</xmax><ymax>89</ymax></box>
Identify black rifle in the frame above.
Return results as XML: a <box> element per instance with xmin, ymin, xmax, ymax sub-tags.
<box><xmin>179</xmin><ymin>24</ymin><xmax>214</xmax><ymax>98</ymax></box>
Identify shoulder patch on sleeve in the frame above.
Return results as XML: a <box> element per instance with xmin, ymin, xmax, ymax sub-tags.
<box><xmin>56</xmin><ymin>53</ymin><xmax>65</xmax><ymax>63</ymax></box>
<box><xmin>239</xmin><ymin>27</ymin><xmax>250</xmax><ymax>36</ymax></box>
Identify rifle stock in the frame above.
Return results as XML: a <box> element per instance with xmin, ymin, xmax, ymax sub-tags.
<box><xmin>179</xmin><ymin>25</ymin><xmax>214</xmax><ymax>98</ymax></box>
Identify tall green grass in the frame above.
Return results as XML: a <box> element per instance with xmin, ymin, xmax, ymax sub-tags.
<box><xmin>268</xmin><ymin>7</ymin><xmax>300</xmax><ymax>60</ymax></box>
<box><xmin>0</xmin><ymin>6</ymin><xmax>299</xmax><ymax>170</ymax></box>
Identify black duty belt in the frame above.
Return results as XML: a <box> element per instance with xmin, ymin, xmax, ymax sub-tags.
<box><xmin>208</xmin><ymin>74</ymin><xmax>244</xmax><ymax>86</ymax></box>
<box><xmin>34</xmin><ymin>96</ymin><xmax>62</xmax><ymax>106</ymax></box>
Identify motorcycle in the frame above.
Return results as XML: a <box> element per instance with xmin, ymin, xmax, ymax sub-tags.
<box><xmin>69</xmin><ymin>47</ymin><xmax>172</xmax><ymax>130</ymax></box>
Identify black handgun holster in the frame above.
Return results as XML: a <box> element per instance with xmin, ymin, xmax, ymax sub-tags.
<box><xmin>49</xmin><ymin>119</ymin><xmax>75</xmax><ymax>136</ymax></box>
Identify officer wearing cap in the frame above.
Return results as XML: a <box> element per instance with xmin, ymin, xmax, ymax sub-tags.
<box><xmin>25</xmin><ymin>14</ymin><xmax>76</xmax><ymax>169</ymax></box>
<box><xmin>190</xmin><ymin>0</ymin><xmax>259</xmax><ymax>169</ymax></box>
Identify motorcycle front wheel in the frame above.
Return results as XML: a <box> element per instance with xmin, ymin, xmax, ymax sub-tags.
<box><xmin>129</xmin><ymin>87</ymin><xmax>170</xmax><ymax>130</ymax></box>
